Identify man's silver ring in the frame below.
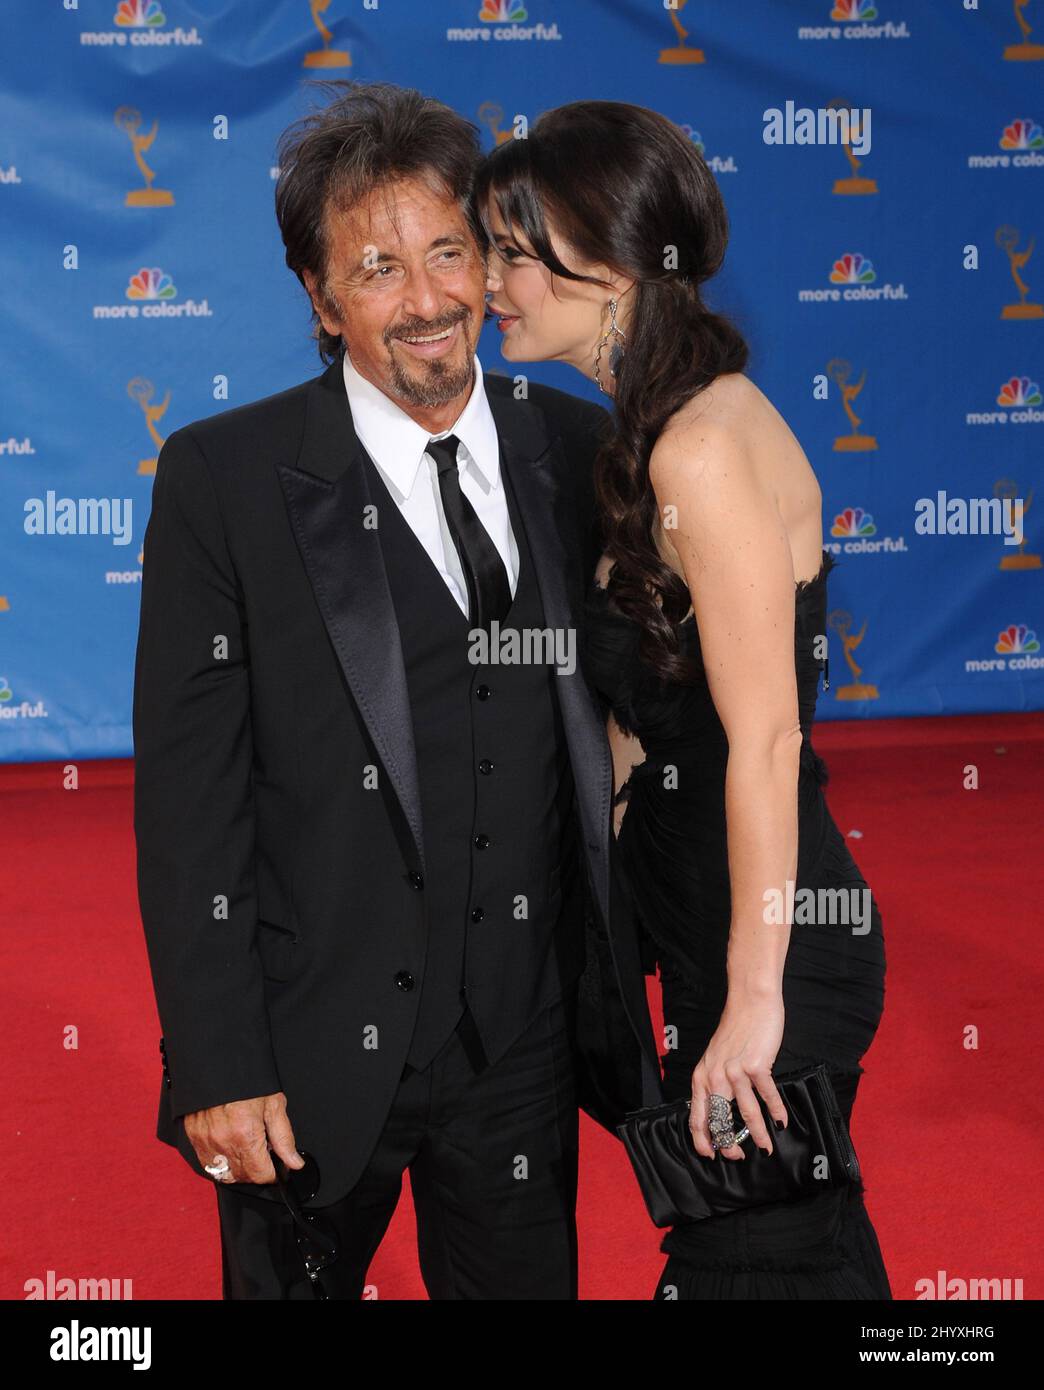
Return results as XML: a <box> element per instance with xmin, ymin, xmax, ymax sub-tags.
<box><xmin>204</xmin><ymin>1155</ymin><xmax>231</xmax><ymax>1180</ymax></box>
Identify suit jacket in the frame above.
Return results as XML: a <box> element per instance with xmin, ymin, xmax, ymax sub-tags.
<box><xmin>132</xmin><ymin>351</ymin><xmax>660</xmax><ymax>1205</ymax></box>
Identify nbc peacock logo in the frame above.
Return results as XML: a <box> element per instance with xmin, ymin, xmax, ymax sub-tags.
<box><xmin>800</xmin><ymin>251</ymin><xmax>906</xmax><ymax>303</ymax></box>
<box><xmin>966</xmin><ymin>623</ymin><xmax>1043</xmax><ymax>672</ymax></box>
<box><xmin>115</xmin><ymin>0</ymin><xmax>165</xmax><ymax>25</ymax></box>
<box><xmin>480</xmin><ymin>1</ymin><xmax>527</xmax><ymax>18</ymax></box>
<box><xmin>995</xmin><ymin>623</ymin><xmax>1040</xmax><ymax>655</ymax></box>
<box><xmin>830</xmin><ymin>252</ymin><xmax>876</xmax><ymax>285</ymax></box>
<box><xmin>968</xmin><ymin>117</ymin><xmax>1044</xmax><ymax>169</ymax></box>
<box><xmin>1000</xmin><ymin>118</ymin><xmax>1044</xmax><ymax>150</ymax></box>
<box><xmin>997</xmin><ymin>375</ymin><xmax>1043</xmax><ymax>407</ymax></box>
<box><xmin>827</xmin><ymin>506</ymin><xmax>906</xmax><ymax>555</ymax></box>
<box><xmin>448</xmin><ymin>0</ymin><xmax>559</xmax><ymax>41</ymax></box>
<box><xmin>831</xmin><ymin>507</ymin><xmax>876</xmax><ymax>538</ymax></box>
<box><xmin>799</xmin><ymin>0</ymin><xmax>908</xmax><ymax>40</ymax></box>
<box><xmin>80</xmin><ymin>0</ymin><xmax>202</xmax><ymax>47</ymax></box>
<box><xmin>92</xmin><ymin>268</ymin><xmax>212</xmax><ymax>321</ymax></box>
<box><xmin>967</xmin><ymin>375</ymin><xmax>1044</xmax><ymax>426</ymax></box>
<box><xmin>127</xmin><ymin>267</ymin><xmax>176</xmax><ymax>301</ymax></box>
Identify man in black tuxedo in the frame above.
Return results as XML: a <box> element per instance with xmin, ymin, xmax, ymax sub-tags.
<box><xmin>132</xmin><ymin>82</ymin><xmax>654</xmax><ymax>1300</ymax></box>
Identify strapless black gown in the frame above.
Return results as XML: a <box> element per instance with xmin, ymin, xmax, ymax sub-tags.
<box><xmin>583</xmin><ymin>550</ymin><xmax>892</xmax><ymax>1299</ymax></box>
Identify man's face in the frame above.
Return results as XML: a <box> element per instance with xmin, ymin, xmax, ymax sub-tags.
<box><xmin>304</xmin><ymin>176</ymin><xmax>488</xmax><ymax>411</ymax></box>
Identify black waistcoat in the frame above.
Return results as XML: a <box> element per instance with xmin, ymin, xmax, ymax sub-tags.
<box><xmin>360</xmin><ymin>445</ymin><xmax>580</xmax><ymax>1070</ymax></box>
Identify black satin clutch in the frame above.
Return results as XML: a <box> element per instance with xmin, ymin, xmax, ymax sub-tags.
<box><xmin>616</xmin><ymin>1062</ymin><xmax>861</xmax><ymax>1227</ymax></box>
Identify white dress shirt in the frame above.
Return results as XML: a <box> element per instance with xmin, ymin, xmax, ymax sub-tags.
<box><xmin>342</xmin><ymin>348</ymin><xmax>519</xmax><ymax>618</ymax></box>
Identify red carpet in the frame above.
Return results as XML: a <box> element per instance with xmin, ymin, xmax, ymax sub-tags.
<box><xmin>3</xmin><ymin>712</ymin><xmax>1040</xmax><ymax>1300</ymax></box>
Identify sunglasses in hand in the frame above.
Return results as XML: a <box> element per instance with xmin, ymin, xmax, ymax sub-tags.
<box><xmin>271</xmin><ymin>1149</ymin><xmax>341</xmax><ymax>1300</ymax></box>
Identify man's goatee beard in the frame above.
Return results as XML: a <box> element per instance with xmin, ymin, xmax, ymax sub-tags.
<box><xmin>388</xmin><ymin>353</ymin><xmax>474</xmax><ymax>407</ymax></box>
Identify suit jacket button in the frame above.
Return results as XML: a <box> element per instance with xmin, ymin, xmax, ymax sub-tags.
<box><xmin>478</xmin><ymin>759</ymin><xmax>494</xmax><ymax>775</ymax></box>
<box><xmin>471</xmin><ymin>907</ymin><xmax>485</xmax><ymax>923</ymax></box>
<box><xmin>164</xmin><ymin>1076</ymin><xmax>172</xmax><ymax>1088</ymax></box>
<box><xmin>395</xmin><ymin>971</ymin><xmax>415</xmax><ymax>991</ymax></box>
<box><xmin>407</xmin><ymin>870</ymin><xmax>424</xmax><ymax>890</ymax></box>
<box><xmin>474</xmin><ymin>834</ymin><xmax>490</xmax><ymax>850</ymax></box>
<box><xmin>476</xmin><ymin>684</ymin><xmax>492</xmax><ymax>700</ymax></box>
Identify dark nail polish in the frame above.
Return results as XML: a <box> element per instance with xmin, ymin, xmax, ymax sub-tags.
<box><xmin>774</xmin><ymin>1119</ymin><xmax>784</xmax><ymax>1130</ymax></box>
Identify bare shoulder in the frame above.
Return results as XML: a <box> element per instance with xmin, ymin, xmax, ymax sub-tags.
<box><xmin>672</xmin><ymin>370</ymin><xmax>760</xmax><ymax>424</ymax></box>
<box><xmin>652</xmin><ymin>372</ymin><xmax>818</xmax><ymax>499</ymax></box>
<box><xmin>658</xmin><ymin>373</ymin><xmax>783</xmax><ymax>452</ymax></box>
<box><xmin>648</xmin><ymin>373</ymin><xmax>824</xmax><ymax>580</ymax></box>
<box><xmin>650</xmin><ymin>374</ymin><xmax>761</xmax><ymax>491</ymax></box>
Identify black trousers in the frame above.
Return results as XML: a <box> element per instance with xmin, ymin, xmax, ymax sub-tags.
<box><xmin>214</xmin><ymin>997</ymin><xmax>579</xmax><ymax>1300</ymax></box>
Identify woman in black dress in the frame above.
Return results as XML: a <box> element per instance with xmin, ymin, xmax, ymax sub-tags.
<box><xmin>476</xmin><ymin>100</ymin><xmax>892</xmax><ymax>1299</ymax></box>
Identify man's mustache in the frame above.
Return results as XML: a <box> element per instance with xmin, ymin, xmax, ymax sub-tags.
<box><xmin>387</xmin><ymin>308</ymin><xmax>471</xmax><ymax>343</ymax></box>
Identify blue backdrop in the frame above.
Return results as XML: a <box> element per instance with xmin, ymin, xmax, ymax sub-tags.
<box><xmin>1</xmin><ymin>0</ymin><xmax>1042</xmax><ymax>761</ymax></box>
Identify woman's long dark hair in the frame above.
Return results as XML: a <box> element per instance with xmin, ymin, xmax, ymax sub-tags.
<box><xmin>474</xmin><ymin>101</ymin><xmax>749</xmax><ymax>682</ymax></box>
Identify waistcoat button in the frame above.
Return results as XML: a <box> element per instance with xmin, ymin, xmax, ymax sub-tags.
<box><xmin>395</xmin><ymin>971</ymin><xmax>415</xmax><ymax>991</ymax></box>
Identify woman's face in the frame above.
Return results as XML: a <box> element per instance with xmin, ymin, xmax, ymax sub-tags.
<box><xmin>482</xmin><ymin>200</ymin><xmax>630</xmax><ymax>383</ymax></box>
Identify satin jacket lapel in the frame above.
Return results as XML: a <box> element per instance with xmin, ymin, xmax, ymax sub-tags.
<box><xmin>277</xmin><ymin>357</ymin><xmax>425</xmax><ymax>872</ymax></box>
<box><xmin>486</xmin><ymin>384</ymin><xmax>613</xmax><ymax>929</ymax></box>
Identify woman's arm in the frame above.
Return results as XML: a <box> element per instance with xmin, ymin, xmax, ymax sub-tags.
<box><xmin>649</xmin><ymin>416</ymin><xmax>799</xmax><ymax>1158</ymax></box>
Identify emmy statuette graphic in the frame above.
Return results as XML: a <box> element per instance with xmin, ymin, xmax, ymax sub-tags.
<box><xmin>478</xmin><ymin>103</ymin><xmax>514</xmax><ymax>147</ymax></box>
<box><xmin>127</xmin><ymin>377</ymin><xmax>171</xmax><ymax>476</ymax></box>
<box><xmin>115</xmin><ymin>107</ymin><xmax>174</xmax><ymax>207</ymax></box>
<box><xmin>659</xmin><ymin>0</ymin><xmax>705</xmax><ymax>64</ymax></box>
<box><xmin>303</xmin><ymin>0</ymin><xmax>351</xmax><ymax>67</ymax></box>
<box><xmin>827</xmin><ymin>98</ymin><xmax>878</xmax><ymax>196</ymax></box>
<box><xmin>828</xmin><ymin>609</ymin><xmax>880</xmax><ymax>701</ymax></box>
<box><xmin>827</xmin><ymin>359</ymin><xmax>878</xmax><ymax>452</ymax></box>
<box><xmin>996</xmin><ymin>226</ymin><xmax>1043</xmax><ymax>318</ymax></box>
<box><xmin>1004</xmin><ymin>0</ymin><xmax>1044</xmax><ymax>59</ymax></box>
<box><xmin>995</xmin><ymin>481</ymin><xmax>1041</xmax><ymax>569</ymax></box>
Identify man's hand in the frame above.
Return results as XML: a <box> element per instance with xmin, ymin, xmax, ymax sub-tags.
<box><xmin>184</xmin><ymin>1091</ymin><xmax>305</xmax><ymax>1185</ymax></box>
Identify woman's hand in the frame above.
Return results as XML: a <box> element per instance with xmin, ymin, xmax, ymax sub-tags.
<box><xmin>688</xmin><ymin>990</ymin><xmax>788</xmax><ymax>1160</ymax></box>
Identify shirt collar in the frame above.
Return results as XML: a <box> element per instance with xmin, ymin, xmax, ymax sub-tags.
<box><xmin>342</xmin><ymin>345</ymin><xmax>501</xmax><ymax>500</ymax></box>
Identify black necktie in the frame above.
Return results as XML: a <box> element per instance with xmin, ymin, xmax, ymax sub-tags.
<box><xmin>427</xmin><ymin>434</ymin><xmax>512</xmax><ymax>628</ymax></box>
